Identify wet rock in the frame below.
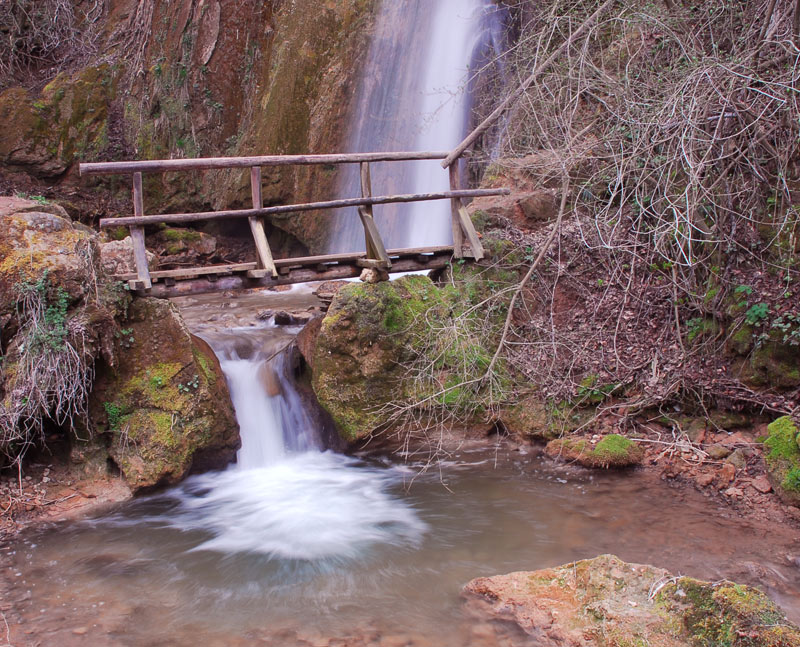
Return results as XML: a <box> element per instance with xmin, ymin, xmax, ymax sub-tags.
<box><xmin>256</xmin><ymin>309</ymin><xmax>274</xmax><ymax>320</ymax></box>
<box><xmin>751</xmin><ymin>474</ymin><xmax>773</xmax><ymax>493</ymax></box>
<box><xmin>360</xmin><ymin>267</ymin><xmax>389</xmax><ymax>283</ymax></box>
<box><xmin>544</xmin><ymin>434</ymin><xmax>643</xmax><ymax>469</ymax></box>
<box><xmin>89</xmin><ymin>298</ymin><xmax>240</xmax><ymax>492</ymax></box>
<box><xmin>726</xmin><ymin>448</ymin><xmax>748</xmax><ymax>469</ymax></box>
<box><xmin>274</xmin><ymin>310</ymin><xmax>315</xmax><ymax>326</ymax></box>
<box><xmin>296</xmin><ymin>317</ymin><xmax>323</xmax><ymax>369</ymax></box>
<box><xmin>719</xmin><ymin>462</ymin><xmax>737</xmax><ymax>484</ymax></box>
<box><xmin>313</xmin><ymin>280</ymin><xmax>348</xmax><ymax>304</ymax></box>
<box><xmin>762</xmin><ymin>416</ymin><xmax>800</xmax><ymax>507</ymax></box>
<box><xmin>463</xmin><ymin>554</ymin><xmax>800</xmax><ymax>647</ymax></box>
<box><xmin>695</xmin><ymin>472</ymin><xmax>714</xmax><ymax>487</ymax></box>
<box><xmin>311</xmin><ymin>276</ymin><xmax>440</xmax><ymax>442</ymax></box>
<box><xmin>498</xmin><ymin>396</ymin><xmax>558</xmax><ymax>442</ymax></box>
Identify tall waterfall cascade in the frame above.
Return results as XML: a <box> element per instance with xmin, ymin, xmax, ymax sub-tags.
<box><xmin>329</xmin><ymin>0</ymin><xmax>507</xmax><ymax>252</ymax></box>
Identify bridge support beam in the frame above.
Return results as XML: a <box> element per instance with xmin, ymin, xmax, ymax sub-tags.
<box><xmin>358</xmin><ymin>162</ymin><xmax>391</xmax><ymax>272</ymax></box>
<box><xmin>448</xmin><ymin>159</ymin><xmax>484</xmax><ymax>261</ymax></box>
<box><xmin>247</xmin><ymin>166</ymin><xmax>278</xmax><ymax>278</ymax></box>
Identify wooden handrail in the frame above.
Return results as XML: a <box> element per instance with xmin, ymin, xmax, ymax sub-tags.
<box><xmin>86</xmin><ymin>150</ymin><xmax>496</xmax><ymax>287</ymax></box>
<box><xmin>98</xmin><ymin>188</ymin><xmax>510</xmax><ymax>228</ymax></box>
<box><xmin>80</xmin><ymin>151</ymin><xmax>449</xmax><ymax>175</ymax></box>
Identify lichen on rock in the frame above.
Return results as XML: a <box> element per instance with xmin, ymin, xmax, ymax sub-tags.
<box><xmin>464</xmin><ymin>554</ymin><xmax>800</xmax><ymax>647</ymax></box>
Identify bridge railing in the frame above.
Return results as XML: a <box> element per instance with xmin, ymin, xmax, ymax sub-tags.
<box><xmin>79</xmin><ymin>151</ymin><xmax>509</xmax><ymax>290</ymax></box>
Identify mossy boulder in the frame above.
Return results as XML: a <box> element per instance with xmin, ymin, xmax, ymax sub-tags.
<box><xmin>762</xmin><ymin>416</ymin><xmax>800</xmax><ymax>507</ymax></box>
<box><xmin>748</xmin><ymin>335</ymin><xmax>800</xmax><ymax>390</ymax></box>
<box><xmin>464</xmin><ymin>554</ymin><xmax>800</xmax><ymax>647</ymax></box>
<box><xmin>311</xmin><ymin>276</ymin><xmax>439</xmax><ymax>443</ymax></box>
<box><xmin>89</xmin><ymin>298</ymin><xmax>239</xmax><ymax>492</ymax></box>
<box><xmin>545</xmin><ymin>433</ymin><xmax>644</xmax><ymax>468</ymax></box>
<box><xmin>0</xmin><ymin>197</ymin><xmax>95</xmax><ymax>326</ymax></box>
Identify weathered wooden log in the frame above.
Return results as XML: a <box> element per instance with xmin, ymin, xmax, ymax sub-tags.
<box><xmin>449</xmin><ymin>162</ymin><xmax>464</xmax><ymax>257</ymax></box>
<box><xmin>99</xmin><ymin>188</ymin><xmax>511</xmax><ymax>228</ymax></box>
<box><xmin>249</xmin><ymin>166</ymin><xmax>278</xmax><ymax>277</ymax></box>
<box><xmin>358</xmin><ymin>162</ymin><xmax>391</xmax><ymax>268</ymax></box>
<box><xmin>143</xmin><ymin>254</ymin><xmax>453</xmax><ymax>298</ymax></box>
<box><xmin>80</xmin><ymin>151</ymin><xmax>450</xmax><ymax>175</ymax></box>
<box><xmin>130</xmin><ymin>172</ymin><xmax>152</xmax><ymax>289</ymax></box>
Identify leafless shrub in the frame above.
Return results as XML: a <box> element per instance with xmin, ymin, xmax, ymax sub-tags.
<box><xmin>0</xmin><ymin>0</ymin><xmax>103</xmax><ymax>89</ymax></box>
<box><xmin>0</xmin><ymin>276</ymin><xmax>94</xmax><ymax>465</ymax></box>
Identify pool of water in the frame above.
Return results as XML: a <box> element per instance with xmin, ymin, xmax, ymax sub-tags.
<box><xmin>3</xmin><ymin>446</ymin><xmax>799</xmax><ymax>646</ymax></box>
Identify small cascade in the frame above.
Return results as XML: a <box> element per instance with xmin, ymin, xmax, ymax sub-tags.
<box><xmin>140</xmin><ymin>322</ymin><xmax>427</xmax><ymax>560</ymax></box>
<box><xmin>209</xmin><ymin>327</ymin><xmax>320</xmax><ymax>468</ymax></box>
<box><xmin>329</xmin><ymin>0</ymin><xmax>508</xmax><ymax>253</ymax></box>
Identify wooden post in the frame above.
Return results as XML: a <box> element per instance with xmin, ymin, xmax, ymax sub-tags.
<box><xmin>130</xmin><ymin>172</ymin><xmax>152</xmax><ymax>290</ymax></box>
<box><xmin>449</xmin><ymin>162</ymin><xmax>464</xmax><ymax>258</ymax></box>
<box><xmin>448</xmin><ymin>159</ymin><xmax>484</xmax><ymax>260</ymax></box>
<box><xmin>247</xmin><ymin>166</ymin><xmax>278</xmax><ymax>278</ymax></box>
<box><xmin>358</xmin><ymin>162</ymin><xmax>391</xmax><ymax>268</ymax></box>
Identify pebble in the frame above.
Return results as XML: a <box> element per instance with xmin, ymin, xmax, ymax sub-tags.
<box><xmin>751</xmin><ymin>475</ymin><xmax>773</xmax><ymax>494</ymax></box>
<box><xmin>72</xmin><ymin>627</ymin><xmax>88</xmax><ymax>635</ymax></box>
<box><xmin>706</xmin><ymin>444</ymin><xmax>732</xmax><ymax>460</ymax></box>
<box><xmin>696</xmin><ymin>472</ymin><xmax>714</xmax><ymax>487</ymax></box>
<box><xmin>724</xmin><ymin>487</ymin><xmax>744</xmax><ymax>498</ymax></box>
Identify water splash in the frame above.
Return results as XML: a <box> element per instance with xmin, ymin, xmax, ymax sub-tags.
<box><xmin>124</xmin><ymin>325</ymin><xmax>429</xmax><ymax>560</ymax></box>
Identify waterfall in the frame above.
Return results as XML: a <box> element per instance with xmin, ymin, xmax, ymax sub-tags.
<box><xmin>147</xmin><ymin>324</ymin><xmax>427</xmax><ymax>560</ymax></box>
<box><xmin>328</xmin><ymin>0</ymin><xmax>507</xmax><ymax>253</ymax></box>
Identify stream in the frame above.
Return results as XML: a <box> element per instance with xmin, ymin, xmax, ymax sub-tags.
<box><xmin>2</xmin><ymin>287</ymin><xmax>799</xmax><ymax>647</ymax></box>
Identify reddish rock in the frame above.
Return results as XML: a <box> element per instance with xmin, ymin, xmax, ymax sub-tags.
<box><xmin>719</xmin><ymin>462</ymin><xmax>737</xmax><ymax>484</ymax></box>
<box><xmin>751</xmin><ymin>474</ymin><xmax>773</xmax><ymax>493</ymax></box>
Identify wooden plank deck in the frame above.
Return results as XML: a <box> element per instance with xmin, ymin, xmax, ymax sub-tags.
<box><xmin>121</xmin><ymin>245</ymin><xmax>459</xmax><ymax>297</ymax></box>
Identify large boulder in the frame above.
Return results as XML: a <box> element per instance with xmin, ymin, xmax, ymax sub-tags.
<box><xmin>0</xmin><ymin>197</ymin><xmax>95</xmax><ymax>328</ymax></box>
<box><xmin>311</xmin><ymin>277</ymin><xmax>428</xmax><ymax>442</ymax></box>
<box><xmin>464</xmin><ymin>554</ymin><xmax>800</xmax><ymax>647</ymax></box>
<box><xmin>89</xmin><ymin>298</ymin><xmax>240</xmax><ymax>492</ymax></box>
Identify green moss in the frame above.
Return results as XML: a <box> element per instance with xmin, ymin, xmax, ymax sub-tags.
<box><xmin>657</xmin><ymin>577</ymin><xmax>800</xmax><ymax>647</ymax></box>
<box><xmin>593</xmin><ymin>434</ymin><xmax>636</xmax><ymax>460</ymax></box>
<box><xmin>764</xmin><ymin>416</ymin><xmax>800</xmax><ymax>464</ymax></box>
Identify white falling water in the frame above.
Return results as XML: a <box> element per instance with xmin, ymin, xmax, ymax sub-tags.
<box><xmin>329</xmin><ymin>0</ymin><xmax>504</xmax><ymax>252</ymax></box>
<box><xmin>143</xmin><ymin>326</ymin><xmax>427</xmax><ymax>560</ymax></box>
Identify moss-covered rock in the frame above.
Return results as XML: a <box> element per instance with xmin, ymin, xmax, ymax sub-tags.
<box><xmin>89</xmin><ymin>298</ymin><xmax>239</xmax><ymax>491</ymax></box>
<box><xmin>499</xmin><ymin>395</ymin><xmax>558</xmax><ymax>442</ymax></box>
<box><xmin>311</xmin><ymin>276</ymin><xmax>437</xmax><ymax>442</ymax></box>
<box><xmin>545</xmin><ymin>433</ymin><xmax>644</xmax><ymax>468</ymax></box>
<box><xmin>464</xmin><ymin>554</ymin><xmax>800</xmax><ymax>647</ymax></box>
<box><xmin>762</xmin><ymin>416</ymin><xmax>800</xmax><ymax>507</ymax></box>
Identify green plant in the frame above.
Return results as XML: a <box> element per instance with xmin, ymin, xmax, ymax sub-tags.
<box><xmin>178</xmin><ymin>374</ymin><xmax>200</xmax><ymax>393</ymax></box>
<box><xmin>103</xmin><ymin>401</ymin><xmax>125</xmax><ymax>430</ymax></box>
<box><xmin>744</xmin><ymin>302</ymin><xmax>769</xmax><ymax>326</ymax></box>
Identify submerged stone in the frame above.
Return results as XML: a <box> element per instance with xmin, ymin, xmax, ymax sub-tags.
<box><xmin>464</xmin><ymin>554</ymin><xmax>800</xmax><ymax>647</ymax></box>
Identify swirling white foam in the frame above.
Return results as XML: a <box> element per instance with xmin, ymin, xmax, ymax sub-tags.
<box><xmin>160</xmin><ymin>452</ymin><xmax>426</xmax><ymax>560</ymax></box>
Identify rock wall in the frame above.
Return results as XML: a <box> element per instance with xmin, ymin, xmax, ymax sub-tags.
<box><xmin>0</xmin><ymin>0</ymin><xmax>379</xmax><ymax>251</ymax></box>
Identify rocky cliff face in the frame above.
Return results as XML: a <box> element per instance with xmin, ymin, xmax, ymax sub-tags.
<box><xmin>0</xmin><ymin>0</ymin><xmax>378</xmax><ymax>251</ymax></box>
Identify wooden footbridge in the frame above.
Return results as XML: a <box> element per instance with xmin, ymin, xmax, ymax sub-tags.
<box><xmin>79</xmin><ymin>151</ymin><xmax>509</xmax><ymax>298</ymax></box>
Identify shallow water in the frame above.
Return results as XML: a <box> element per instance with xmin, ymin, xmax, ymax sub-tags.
<box><xmin>4</xmin><ymin>447</ymin><xmax>800</xmax><ymax>646</ymax></box>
